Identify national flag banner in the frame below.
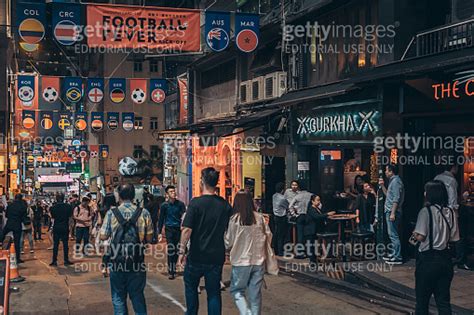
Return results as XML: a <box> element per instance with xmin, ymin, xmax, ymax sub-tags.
<box><xmin>58</xmin><ymin>112</ymin><xmax>71</xmax><ymax>130</ymax></box>
<box><xmin>22</xmin><ymin>110</ymin><xmax>36</xmax><ymax>129</ymax></box>
<box><xmin>89</xmin><ymin>145</ymin><xmax>99</xmax><ymax>159</ymax></box>
<box><xmin>130</xmin><ymin>79</ymin><xmax>147</xmax><ymax>104</ymax></box>
<box><xmin>178</xmin><ymin>77</ymin><xmax>188</xmax><ymax>124</ymax></box>
<box><xmin>122</xmin><ymin>112</ymin><xmax>134</xmax><ymax>132</ymax></box>
<box><xmin>205</xmin><ymin>12</ymin><xmax>230</xmax><ymax>52</ymax></box>
<box><xmin>51</xmin><ymin>2</ymin><xmax>82</xmax><ymax>46</ymax></box>
<box><xmin>99</xmin><ymin>145</ymin><xmax>109</xmax><ymax>159</ymax></box>
<box><xmin>63</xmin><ymin>77</ymin><xmax>83</xmax><ymax>104</ymax></box>
<box><xmin>91</xmin><ymin>112</ymin><xmax>104</xmax><ymax>131</ymax></box>
<box><xmin>235</xmin><ymin>13</ymin><xmax>260</xmax><ymax>53</ymax></box>
<box><xmin>68</xmin><ymin>146</ymin><xmax>77</xmax><ymax>159</ymax></box>
<box><xmin>79</xmin><ymin>145</ymin><xmax>89</xmax><ymax>159</ymax></box>
<box><xmin>74</xmin><ymin>112</ymin><xmax>88</xmax><ymax>131</ymax></box>
<box><xmin>149</xmin><ymin>79</ymin><xmax>167</xmax><ymax>104</ymax></box>
<box><xmin>40</xmin><ymin>111</ymin><xmax>54</xmax><ymax>130</ymax></box>
<box><xmin>17</xmin><ymin>75</ymin><xmax>36</xmax><ymax>107</ymax></box>
<box><xmin>17</xmin><ymin>2</ymin><xmax>46</xmax><ymax>52</ymax></box>
<box><xmin>87</xmin><ymin>78</ymin><xmax>104</xmax><ymax>104</ymax></box>
<box><xmin>40</xmin><ymin>76</ymin><xmax>61</xmax><ymax>109</ymax></box>
<box><xmin>86</xmin><ymin>4</ymin><xmax>200</xmax><ymax>52</ymax></box>
<box><xmin>109</xmin><ymin>78</ymin><xmax>126</xmax><ymax>104</ymax></box>
<box><xmin>107</xmin><ymin>112</ymin><xmax>119</xmax><ymax>130</ymax></box>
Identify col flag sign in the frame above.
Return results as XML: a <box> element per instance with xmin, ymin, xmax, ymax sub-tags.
<box><xmin>63</xmin><ymin>77</ymin><xmax>83</xmax><ymax>103</ymax></box>
<box><xmin>17</xmin><ymin>75</ymin><xmax>35</xmax><ymax>106</ymax></box>
<box><xmin>17</xmin><ymin>2</ymin><xmax>46</xmax><ymax>52</ymax></box>
<box><xmin>109</xmin><ymin>78</ymin><xmax>126</xmax><ymax>104</ymax></box>
<box><xmin>87</xmin><ymin>78</ymin><xmax>104</xmax><ymax>103</ymax></box>
<box><xmin>22</xmin><ymin>111</ymin><xmax>36</xmax><ymax>129</ymax></box>
<box><xmin>150</xmin><ymin>79</ymin><xmax>167</xmax><ymax>104</ymax></box>
<box><xmin>52</xmin><ymin>3</ymin><xmax>82</xmax><ymax>46</ymax></box>
<box><xmin>235</xmin><ymin>13</ymin><xmax>259</xmax><ymax>53</ymax></box>
<box><xmin>205</xmin><ymin>12</ymin><xmax>230</xmax><ymax>52</ymax></box>
<box><xmin>91</xmin><ymin>112</ymin><xmax>104</xmax><ymax>131</ymax></box>
<box><xmin>107</xmin><ymin>112</ymin><xmax>119</xmax><ymax>130</ymax></box>
<box><xmin>122</xmin><ymin>112</ymin><xmax>134</xmax><ymax>132</ymax></box>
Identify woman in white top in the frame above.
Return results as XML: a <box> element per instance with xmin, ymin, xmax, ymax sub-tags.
<box><xmin>225</xmin><ymin>191</ymin><xmax>272</xmax><ymax>315</ymax></box>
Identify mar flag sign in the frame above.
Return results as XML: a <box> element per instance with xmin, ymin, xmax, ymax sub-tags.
<box><xmin>235</xmin><ymin>13</ymin><xmax>259</xmax><ymax>53</ymax></box>
<box><xmin>17</xmin><ymin>2</ymin><xmax>46</xmax><ymax>52</ymax></box>
<box><xmin>149</xmin><ymin>79</ymin><xmax>167</xmax><ymax>104</ymax></box>
<box><xmin>52</xmin><ymin>2</ymin><xmax>82</xmax><ymax>46</ymax></box>
<box><xmin>205</xmin><ymin>12</ymin><xmax>230</xmax><ymax>52</ymax></box>
<box><xmin>86</xmin><ymin>4</ymin><xmax>200</xmax><ymax>52</ymax></box>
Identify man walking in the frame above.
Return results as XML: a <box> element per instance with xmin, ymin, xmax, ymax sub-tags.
<box><xmin>157</xmin><ymin>185</ymin><xmax>186</xmax><ymax>280</ymax></box>
<box><xmin>379</xmin><ymin>164</ymin><xmax>404</xmax><ymax>265</ymax></box>
<box><xmin>178</xmin><ymin>167</ymin><xmax>233</xmax><ymax>315</ymax></box>
<box><xmin>32</xmin><ymin>200</ymin><xmax>44</xmax><ymax>240</ymax></box>
<box><xmin>100</xmin><ymin>184</ymin><xmax>153</xmax><ymax>315</ymax></box>
<box><xmin>50</xmin><ymin>193</ymin><xmax>73</xmax><ymax>266</ymax></box>
<box><xmin>273</xmin><ymin>182</ymin><xmax>289</xmax><ymax>256</ymax></box>
<box><xmin>4</xmin><ymin>194</ymin><xmax>27</xmax><ymax>263</ymax></box>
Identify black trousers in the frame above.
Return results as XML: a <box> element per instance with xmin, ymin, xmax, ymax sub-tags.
<box><xmin>52</xmin><ymin>228</ymin><xmax>69</xmax><ymax>263</ymax></box>
<box><xmin>33</xmin><ymin>220</ymin><xmax>42</xmax><ymax>240</ymax></box>
<box><xmin>304</xmin><ymin>234</ymin><xmax>317</xmax><ymax>263</ymax></box>
<box><xmin>296</xmin><ymin>215</ymin><xmax>306</xmax><ymax>254</ymax></box>
<box><xmin>165</xmin><ymin>226</ymin><xmax>181</xmax><ymax>275</ymax></box>
<box><xmin>4</xmin><ymin>228</ymin><xmax>22</xmax><ymax>261</ymax></box>
<box><xmin>274</xmin><ymin>215</ymin><xmax>288</xmax><ymax>256</ymax></box>
<box><xmin>415</xmin><ymin>250</ymin><xmax>453</xmax><ymax>315</ymax></box>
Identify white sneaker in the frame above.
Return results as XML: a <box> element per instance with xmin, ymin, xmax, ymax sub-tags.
<box><xmin>21</xmin><ymin>251</ymin><xmax>25</xmax><ymax>254</ymax></box>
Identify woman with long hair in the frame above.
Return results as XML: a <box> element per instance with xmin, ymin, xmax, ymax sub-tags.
<box><xmin>225</xmin><ymin>191</ymin><xmax>272</xmax><ymax>315</ymax></box>
<box><xmin>73</xmin><ymin>196</ymin><xmax>93</xmax><ymax>255</ymax></box>
<box><xmin>412</xmin><ymin>180</ymin><xmax>459</xmax><ymax>315</ymax></box>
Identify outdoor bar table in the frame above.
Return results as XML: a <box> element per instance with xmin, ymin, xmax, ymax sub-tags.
<box><xmin>327</xmin><ymin>213</ymin><xmax>358</xmax><ymax>262</ymax></box>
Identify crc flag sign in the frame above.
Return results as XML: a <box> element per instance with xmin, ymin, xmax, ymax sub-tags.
<box><xmin>86</xmin><ymin>4</ymin><xmax>201</xmax><ymax>52</ymax></box>
<box><xmin>52</xmin><ymin>2</ymin><xmax>82</xmax><ymax>46</ymax></box>
<box><xmin>87</xmin><ymin>78</ymin><xmax>104</xmax><ymax>103</ymax></box>
<box><xmin>205</xmin><ymin>12</ymin><xmax>230</xmax><ymax>52</ymax></box>
<box><xmin>235</xmin><ymin>13</ymin><xmax>259</xmax><ymax>53</ymax></box>
<box><xmin>17</xmin><ymin>2</ymin><xmax>46</xmax><ymax>52</ymax></box>
<box><xmin>150</xmin><ymin>79</ymin><xmax>167</xmax><ymax>104</ymax></box>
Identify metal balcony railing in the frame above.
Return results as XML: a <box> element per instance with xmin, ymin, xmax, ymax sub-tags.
<box><xmin>402</xmin><ymin>19</ymin><xmax>474</xmax><ymax>60</ymax></box>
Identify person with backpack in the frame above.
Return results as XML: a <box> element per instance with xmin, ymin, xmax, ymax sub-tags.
<box><xmin>50</xmin><ymin>193</ymin><xmax>74</xmax><ymax>266</ymax></box>
<box><xmin>412</xmin><ymin>180</ymin><xmax>459</xmax><ymax>315</ymax></box>
<box><xmin>100</xmin><ymin>184</ymin><xmax>153</xmax><ymax>315</ymax></box>
<box><xmin>74</xmin><ymin>196</ymin><xmax>93</xmax><ymax>255</ymax></box>
<box><xmin>20</xmin><ymin>204</ymin><xmax>34</xmax><ymax>254</ymax></box>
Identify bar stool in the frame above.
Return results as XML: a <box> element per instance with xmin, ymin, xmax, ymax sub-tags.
<box><xmin>316</xmin><ymin>232</ymin><xmax>339</xmax><ymax>263</ymax></box>
<box><xmin>350</xmin><ymin>230</ymin><xmax>375</xmax><ymax>260</ymax></box>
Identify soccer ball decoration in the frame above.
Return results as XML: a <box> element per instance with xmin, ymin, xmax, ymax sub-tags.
<box><xmin>43</xmin><ymin>87</ymin><xmax>59</xmax><ymax>102</ymax></box>
<box><xmin>131</xmin><ymin>88</ymin><xmax>146</xmax><ymax>104</ymax></box>
<box><xmin>118</xmin><ymin>157</ymin><xmax>138</xmax><ymax>176</ymax></box>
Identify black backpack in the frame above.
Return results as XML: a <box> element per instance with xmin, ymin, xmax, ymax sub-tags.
<box><xmin>108</xmin><ymin>207</ymin><xmax>144</xmax><ymax>268</ymax></box>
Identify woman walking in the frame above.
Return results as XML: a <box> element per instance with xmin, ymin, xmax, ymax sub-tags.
<box><xmin>225</xmin><ymin>191</ymin><xmax>272</xmax><ymax>315</ymax></box>
<box><xmin>73</xmin><ymin>196</ymin><xmax>93</xmax><ymax>255</ymax></box>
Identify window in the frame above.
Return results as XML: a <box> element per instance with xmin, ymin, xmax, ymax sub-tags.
<box><xmin>133</xmin><ymin>60</ymin><xmax>143</xmax><ymax>72</ymax></box>
<box><xmin>150</xmin><ymin>145</ymin><xmax>160</xmax><ymax>160</ymax></box>
<box><xmin>201</xmin><ymin>59</ymin><xmax>236</xmax><ymax>89</ymax></box>
<box><xmin>149</xmin><ymin>117</ymin><xmax>158</xmax><ymax>130</ymax></box>
<box><xmin>134</xmin><ymin>116</ymin><xmax>143</xmax><ymax>130</ymax></box>
<box><xmin>133</xmin><ymin>145</ymin><xmax>143</xmax><ymax>159</ymax></box>
<box><xmin>149</xmin><ymin>60</ymin><xmax>159</xmax><ymax>73</ymax></box>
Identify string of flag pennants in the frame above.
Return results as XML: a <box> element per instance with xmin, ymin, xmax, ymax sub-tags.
<box><xmin>33</xmin><ymin>144</ymin><xmax>110</xmax><ymax>162</ymax></box>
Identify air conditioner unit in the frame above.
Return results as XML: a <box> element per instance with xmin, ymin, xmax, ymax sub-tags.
<box><xmin>451</xmin><ymin>0</ymin><xmax>474</xmax><ymax>22</ymax></box>
<box><xmin>251</xmin><ymin>77</ymin><xmax>264</xmax><ymax>102</ymax></box>
<box><xmin>264</xmin><ymin>71</ymin><xmax>287</xmax><ymax>100</ymax></box>
<box><xmin>239</xmin><ymin>81</ymin><xmax>251</xmax><ymax>104</ymax></box>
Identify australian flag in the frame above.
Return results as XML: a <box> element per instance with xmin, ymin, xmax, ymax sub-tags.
<box><xmin>205</xmin><ymin>11</ymin><xmax>230</xmax><ymax>52</ymax></box>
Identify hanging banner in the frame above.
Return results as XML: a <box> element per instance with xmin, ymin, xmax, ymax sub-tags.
<box><xmin>122</xmin><ymin>112</ymin><xmax>134</xmax><ymax>132</ymax></box>
<box><xmin>58</xmin><ymin>112</ymin><xmax>71</xmax><ymax>130</ymax></box>
<box><xmin>22</xmin><ymin>111</ymin><xmax>36</xmax><ymax>129</ymax></box>
<box><xmin>74</xmin><ymin>112</ymin><xmax>88</xmax><ymax>131</ymax></box>
<box><xmin>68</xmin><ymin>146</ymin><xmax>78</xmax><ymax>159</ymax></box>
<box><xmin>109</xmin><ymin>78</ymin><xmax>126</xmax><ymax>104</ymax></box>
<box><xmin>17</xmin><ymin>2</ymin><xmax>46</xmax><ymax>52</ymax></box>
<box><xmin>130</xmin><ymin>79</ymin><xmax>147</xmax><ymax>104</ymax></box>
<box><xmin>91</xmin><ymin>112</ymin><xmax>104</xmax><ymax>131</ymax></box>
<box><xmin>79</xmin><ymin>145</ymin><xmax>89</xmax><ymax>159</ymax></box>
<box><xmin>205</xmin><ymin>11</ymin><xmax>230</xmax><ymax>52</ymax></box>
<box><xmin>87</xmin><ymin>78</ymin><xmax>104</xmax><ymax>103</ymax></box>
<box><xmin>149</xmin><ymin>79</ymin><xmax>167</xmax><ymax>104</ymax></box>
<box><xmin>63</xmin><ymin>77</ymin><xmax>83</xmax><ymax>103</ymax></box>
<box><xmin>235</xmin><ymin>13</ymin><xmax>259</xmax><ymax>53</ymax></box>
<box><xmin>107</xmin><ymin>112</ymin><xmax>119</xmax><ymax>130</ymax></box>
<box><xmin>100</xmin><ymin>144</ymin><xmax>109</xmax><ymax>159</ymax></box>
<box><xmin>17</xmin><ymin>75</ymin><xmax>36</xmax><ymax>107</ymax></box>
<box><xmin>40</xmin><ymin>111</ymin><xmax>54</xmax><ymax>130</ymax></box>
<box><xmin>89</xmin><ymin>145</ymin><xmax>99</xmax><ymax>159</ymax></box>
<box><xmin>40</xmin><ymin>76</ymin><xmax>61</xmax><ymax>109</ymax></box>
<box><xmin>86</xmin><ymin>4</ymin><xmax>201</xmax><ymax>52</ymax></box>
<box><xmin>52</xmin><ymin>2</ymin><xmax>82</xmax><ymax>46</ymax></box>
<box><xmin>178</xmin><ymin>77</ymin><xmax>188</xmax><ymax>124</ymax></box>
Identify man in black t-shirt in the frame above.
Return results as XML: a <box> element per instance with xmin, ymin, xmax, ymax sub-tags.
<box><xmin>178</xmin><ymin>167</ymin><xmax>232</xmax><ymax>315</ymax></box>
<box><xmin>50</xmin><ymin>193</ymin><xmax>74</xmax><ymax>266</ymax></box>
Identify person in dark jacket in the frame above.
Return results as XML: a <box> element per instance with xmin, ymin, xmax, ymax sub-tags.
<box><xmin>32</xmin><ymin>200</ymin><xmax>44</xmax><ymax>240</ymax></box>
<box><xmin>50</xmin><ymin>193</ymin><xmax>74</xmax><ymax>266</ymax></box>
<box><xmin>146</xmin><ymin>195</ymin><xmax>165</xmax><ymax>244</ymax></box>
<box><xmin>303</xmin><ymin>195</ymin><xmax>335</xmax><ymax>263</ymax></box>
<box><xmin>4</xmin><ymin>194</ymin><xmax>28</xmax><ymax>263</ymax></box>
<box><xmin>157</xmin><ymin>186</ymin><xmax>186</xmax><ymax>279</ymax></box>
<box><xmin>354</xmin><ymin>182</ymin><xmax>376</xmax><ymax>232</ymax></box>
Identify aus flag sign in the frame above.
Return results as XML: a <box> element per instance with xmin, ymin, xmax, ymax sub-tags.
<box><xmin>149</xmin><ymin>79</ymin><xmax>167</xmax><ymax>104</ymax></box>
<box><xmin>205</xmin><ymin>12</ymin><xmax>230</xmax><ymax>52</ymax></box>
<box><xmin>52</xmin><ymin>3</ymin><xmax>82</xmax><ymax>46</ymax></box>
<box><xmin>235</xmin><ymin>13</ymin><xmax>259</xmax><ymax>53</ymax></box>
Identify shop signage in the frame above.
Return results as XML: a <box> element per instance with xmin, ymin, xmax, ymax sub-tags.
<box><xmin>432</xmin><ymin>79</ymin><xmax>474</xmax><ymax>100</ymax></box>
<box><xmin>295</xmin><ymin>105</ymin><xmax>381</xmax><ymax>141</ymax></box>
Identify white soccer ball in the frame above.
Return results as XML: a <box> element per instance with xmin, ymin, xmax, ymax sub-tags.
<box><xmin>131</xmin><ymin>88</ymin><xmax>146</xmax><ymax>104</ymax></box>
<box><xmin>43</xmin><ymin>87</ymin><xmax>58</xmax><ymax>102</ymax></box>
<box><xmin>118</xmin><ymin>157</ymin><xmax>138</xmax><ymax>176</ymax></box>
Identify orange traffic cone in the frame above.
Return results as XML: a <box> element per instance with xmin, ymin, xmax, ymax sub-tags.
<box><xmin>9</xmin><ymin>241</ymin><xmax>25</xmax><ymax>283</ymax></box>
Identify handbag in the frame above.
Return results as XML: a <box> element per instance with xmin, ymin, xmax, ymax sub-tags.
<box><xmin>261</xmin><ymin>216</ymin><xmax>279</xmax><ymax>276</ymax></box>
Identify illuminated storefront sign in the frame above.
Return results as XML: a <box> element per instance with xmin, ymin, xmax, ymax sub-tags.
<box><xmin>38</xmin><ymin>175</ymin><xmax>73</xmax><ymax>183</ymax></box>
<box><xmin>432</xmin><ymin>79</ymin><xmax>474</xmax><ymax>100</ymax></box>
